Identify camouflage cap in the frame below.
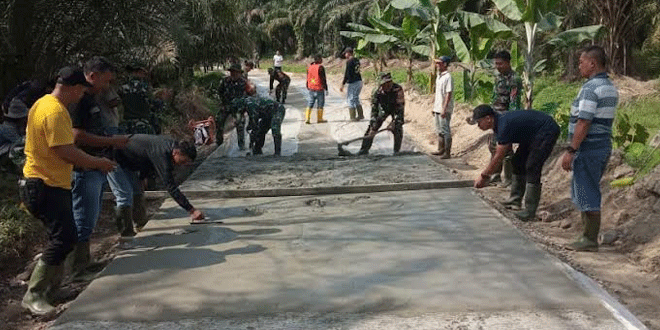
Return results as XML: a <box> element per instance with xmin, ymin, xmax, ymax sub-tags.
<box><xmin>228</xmin><ymin>63</ymin><xmax>243</xmax><ymax>72</ymax></box>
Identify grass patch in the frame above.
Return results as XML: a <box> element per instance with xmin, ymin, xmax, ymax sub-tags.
<box><xmin>624</xmin><ymin>142</ymin><xmax>660</xmax><ymax>176</ymax></box>
<box><xmin>282</xmin><ymin>63</ymin><xmax>309</xmax><ymax>74</ymax></box>
<box><xmin>618</xmin><ymin>94</ymin><xmax>660</xmax><ymax>141</ymax></box>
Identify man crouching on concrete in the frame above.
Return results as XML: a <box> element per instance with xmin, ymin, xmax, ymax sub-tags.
<box><xmin>114</xmin><ymin>134</ymin><xmax>205</xmax><ymax>226</ymax></box>
<box><xmin>471</xmin><ymin>104</ymin><xmax>559</xmax><ymax>221</ymax></box>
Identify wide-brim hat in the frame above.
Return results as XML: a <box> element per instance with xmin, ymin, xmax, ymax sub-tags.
<box><xmin>6</xmin><ymin>98</ymin><xmax>29</xmax><ymax>119</ymax></box>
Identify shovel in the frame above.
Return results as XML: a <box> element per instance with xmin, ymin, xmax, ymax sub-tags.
<box><xmin>337</xmin><ymin>128</ymin><xmax>391</xmax><ymax>156</ymax></box>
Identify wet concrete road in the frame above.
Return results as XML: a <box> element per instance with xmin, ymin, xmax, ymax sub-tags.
<box><xmin>52</xmin><ymin>70</ymin><xmax>644</xmax><ymax>329</ymax></box>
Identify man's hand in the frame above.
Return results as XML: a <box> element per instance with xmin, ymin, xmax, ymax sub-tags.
<box><xmin>561</xmin><ymin>152</ymin><xmax>574</xmax><ymax>171</ymax></box>
<box><xmin>441</xmin><ymin>111</ymin><xmax>447</xmax><ymax>119</ymax></box>
<box><xmin>95</xmin><ymin>157</ymin><xmax>118</xmax><ymax>174</ymax></box>
<box><xmin>190</xmin><ymin>208</ymin><xmax>205</xmax><ymax>221</ymax></box>
<box><xmin>325</xmin><ymin>90</ymin><xmax>329</xmax><ymax>96</ymax></box>
<box><xmin>474</xmin><ymin>174</ymin><xmax>489</xmax><ymax>188</ymax></box>
<box><xmin>386</xmin><ymin>121</ymin><xmax>395</xmax><ymax>131</ymax></box>
<box><xmin>111</xmin><ymin>135</ymin><xmax>131</xmax><ymax>149</ymax></box>
<box><xmin>340</xmin><ymin>86</ymin><xmax>344</xmax><ymax>93</ymax></box>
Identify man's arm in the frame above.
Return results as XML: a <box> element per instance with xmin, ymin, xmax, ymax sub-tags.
<box><xmin>561</xmin><ymin>119</ymin><xmax>591</xmax><ymax>171</ymax></box>
<box><xmin>51</xmin><ymin>144</ymin><xmax>116</xmax><ymax>173</ymax></box>
<box><xmin>73</xmin><ymin>128</ymin><xmax>129</xmax><ymax>148</ymax></box>
<box><xmin>319</xmin><ymin>66</ymin><xmax>328</xmax><ymax>91</ymax></box>
<box><xmin>150</xmin><ymin>151</ymin><xmax>195</xmax><ymax>213</ymax></box>
<box><xmin>475</xmin><ymin>143</ymin><xmax>511</xmax><ymax>188</ymax></box>
<box><xmin>442</xmin><ymin>92</ymin><xmax>452</xmax><ymax>117</ymax></box>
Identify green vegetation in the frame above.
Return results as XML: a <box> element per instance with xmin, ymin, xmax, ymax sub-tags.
<box><xmin>618</xmin><ymin>95</ymin><xmax>660</xmax><ymax>139</ymax></box>
<box><xmin>623</xmin><ymin>142</ymin><xmax>660</xmax><ymax>177</ymax></box>
<box><xmin>0</xmin><ymin>172</ymin><xmax>44</xmax><ymax>262</ymax></box>
<box><xmin>282</xmin><ymin>63</ymin><xmax>309</xmax><ymax>74</ymax></box>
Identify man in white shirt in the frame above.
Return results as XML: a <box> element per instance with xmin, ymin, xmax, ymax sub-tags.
<box><xmin>432</xmin><ymin>56</ymin><xmax>453</xmax><ymax>158</ymax></box>
<box><xmin>273</xmin><ymin>50</ymin><xmax>283</xmax><ymax>72</ymax></box>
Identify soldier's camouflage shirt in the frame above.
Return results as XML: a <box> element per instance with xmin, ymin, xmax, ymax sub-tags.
<box><xmin>120</xmin><ymin>77</ymin><xmax>154</xmax><ymax>120</ymax></box>
<box><xmin>492</xmin><ymin>70</ymin><xmax>523</xmax><ymax>111</ymax></box>
<box><xmin>370</xmin><ymin>83</ymin><xmax>405</xmax><ymax>127</ymax></box>
<box><xmin>218</xmin><ymin>76</ymin><xmax>248</xmax><ymax>108</ymax></box>
<box><xmin>229</xmin><ymin>96</ymin><xmax>285</xmax><ymax>134</ymax></box>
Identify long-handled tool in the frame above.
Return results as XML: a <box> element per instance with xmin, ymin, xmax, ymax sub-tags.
<box><xmin>337</xmin><ymin>128</ymin><xmax>391</xmax><ymax>156</ymax></box>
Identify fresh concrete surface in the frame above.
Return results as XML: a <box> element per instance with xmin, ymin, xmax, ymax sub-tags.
<box><xmin>51</xmin><ymin>70</ymin><xmax>640</xmax><ymax>329</ymax></box>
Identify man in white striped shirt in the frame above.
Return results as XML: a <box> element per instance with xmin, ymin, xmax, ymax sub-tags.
<box><xmin>562</xmin><ymin>45</ymin><xmax>618</xmax><ymax>252</ymax></box>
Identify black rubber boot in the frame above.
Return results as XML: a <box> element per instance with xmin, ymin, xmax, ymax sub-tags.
<box><xmin>356</xmin><ymin>105</ymin><xmax>364</xmax><ymax>120</ymax></box>
<box><xmin>273</xmin><ymin>135</ymin><xmax>282</xmax><ymax>156</ymax></box>
<box><xmin>567</xmin><ymin>212</ymin><xmax>600</xmax><ymax>252</ymax></box>
<box><xmin>500</xmin><ymin>156</ymin><xmax>513</xmax><ymax>188</ymax></box>
<box><xmin>440</xmin><ymin>136</ymin><xmax>451</xmax><ymax>159</ymax></box>
<box><xmin>500</xmin><ymin>175</ymin><xmax>526</xmax><ymax>209</ymax></box>
<box><xmin>116</xmin><ymin>205</ymin><xmax>136</xmax><ymax>240</ymax></box>
<box><xmin>133</xmin><ymin>194</ymin><xmax>148</xmax><ymax>232</ymax></box>
<box><xmin>431</xmin><ymin>134</ymin><xmax>445</xmax><ymax>156</ymax></box>
<box><xmin>514</xmin><ymin>183</ymin><xmax>541</xmax><ymax>221</ymax></box>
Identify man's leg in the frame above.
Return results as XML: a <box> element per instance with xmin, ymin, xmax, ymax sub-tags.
<box><xmin>354</xmin><ymin>81</ymin><xmax>364</xmax><ymax>120</ymax></box>
<box><xmin>107</xmin><ymin>166</ymin><xmax>136</xmax><ymax>238</ymax></box>
<box><xmin>501</xmin><ymin>146</ymin><xmax>527</xmax><ymax>209</ymax></box>
<box><xmin>514</xmin><ymin>130</ymin><xmax>558</xmax><ymax>221</ymax></box>
<box><xmin>567</xmin><ymin>147</ymin><xmax>611</xmax><ymax>251</ymax></box>
<box><xmin>70</xmin><ymin>170</ymin><xmax>106</xmax><ymax>276</ymax></box>
<box><xmin>317</xmin><ymin>91</ymin><xmax>327</xmax><ymax>123</ymax></box>
<box><xmin>359</xmin><ymin>119</ymin><xmax>384</xmax><ymax>155</ymax></box>
<box><xmin>21</xmin><ymin>184</ymin><xmax>76</xmax><ymax>315</ymax></box>
<box><xmin>305</xmin><ymin>91</ymin><xmax>316</xmax><ymax>124</ymax></box>
<box><xmin>440</xmin><ymin>113</ymin><xmax>452</xmax><ymax>159</ymax></box>
<box><xmin>392</xmin><ymin>120</ymin><xmax>404</xmax><ymax>154</ymax></box>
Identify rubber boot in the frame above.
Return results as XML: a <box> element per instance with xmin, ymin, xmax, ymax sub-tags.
<box><xmin>273</xmin><ymin>135</ymin><xmax>282</xmax><ymax>156</ymax></box>
<box><xmin>348</xmin><ymin>107</ymin><xmax>357</xmax><ymax>121</ymax></box>
<box><xmin>431</xmin><ymin>134</ymin><xmax>445</xmax><ymax>156</ymax></box>
<box><xmin>69</xmin><ymin>241</ymin><xmax>103</xmax><ymax>282</ymax></box>
<box><xmin>500</xmin><ymin>157</ymin><xmax>513</xmax><ymax>188</ymax></box>
<box><xmin>514</xmin><ymin>183</ymin><xmax>541</xmax><ymax>221</ymax></box>
<box><xmin>133</xmin><ymin>194</ymin><xmax>148</xmax><ymax>232</ymax></box>
<box><xmin>500</xmin><ymin>175</ymin><xmax>526</xmax><ymax>209</ymax></box>
<box><xmin>117</xmin><ymin>205</ymin><xmax>136</xmax><ymax>240</ymax></box>
<box><xmin>317</xmin><ymin>108</ymin><xmax>327</xmax><ymax>123</ymax></box>
<box><xmin>22</xmin><ymin>259</ymin><xmax>59</xmax><ymax>315</ymax></box>
<box><xmin>356</xmin><ymin>105</ymin><xmax>364</xmax><ymax>120</ymax></box>
<box><xmin>567</xmin><ymin>212</ymin><xmax>600</xmax><ymax>252</ymax></box>
<box><xmin>305</xmin><ymin>108</ymin><xmax>312</xmax><ymax>124</ymax></box>
<box><xmin>440</xmin><ymin>136</ymin><xmax>452</xmax><ymax>159</ymax></box>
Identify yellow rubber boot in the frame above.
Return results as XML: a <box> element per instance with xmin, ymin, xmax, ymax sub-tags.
<box><xmin>317</xmin><ymin>108</ymin><xmax>327</xmax><ymax>123</ymax></box>
<box><xmin>305</xmin><ymin>108</ymin><xmax>312</xmax><ymax>124</ymax></box>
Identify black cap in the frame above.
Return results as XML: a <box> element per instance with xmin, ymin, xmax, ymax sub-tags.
<box><xmin>470</xmin><ymin>104</ymin><xmax>495</xmax><ymax>124</ymax></box>
<box><xmin>57</xmin><ymin>67</ymin><xmax>92</xmax><ymax>87</ymax></box>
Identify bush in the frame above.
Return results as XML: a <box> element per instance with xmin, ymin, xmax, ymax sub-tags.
<box><xmin>624</xmin><ymin>142</ymin><xmax>660</xmax><ymax>176</ymax></box>
<box><xmin>0</xmin><ymin>202</ymin><xmax>45</xmax><ymax>261</ymax></box>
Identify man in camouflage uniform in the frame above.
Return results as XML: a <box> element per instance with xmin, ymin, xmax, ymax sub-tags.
<box><xmin>358</xmin><ymin>72</ymin><xmax>405</xmax><ymax>155</ymax></box>
<box><xmin>216</xmin><ymin>63</ymin><xmax>250</xmax><ymax>149</ymax></box>
<box><xmin>268</xmin><ymin>68</ymin><xmax>290</xmax><ymax>104</ymax></box>
<box><xmin>119</xmin><ymin>63</ymin><xmax>159</xmax><ymax>134</ymax></box>
<box><xmin>229</xmin><ymin>96</ymin><xmax>285</xmax><ymax>156</ymax></box>
<box><xmin>490</xmin><ymin>50</ymin><xmax>523</xmax><ymax>187</ymax></box>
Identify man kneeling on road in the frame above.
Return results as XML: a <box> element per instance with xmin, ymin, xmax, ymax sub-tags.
<box><xmin>358</xmin><ymin>72</ymin><xmax>405</xmax><ymax>155</ymax></box>
<box><xmin>114</xmin><ymin>135</ymin><xmax>205</xmax><ymax>224</ymax></box>
<box><xmin>230</xmin><ymin>96</ymin><xmax>285</xmax><ymax>156</ymax></box>
<box><xmin>471</xmin><ymin>104</ymin><xmax>559</xmax><ymax>221</ymax></box>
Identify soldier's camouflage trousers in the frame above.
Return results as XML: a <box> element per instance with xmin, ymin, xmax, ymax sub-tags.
<box><xmin>276</xmin><ymin>81</ymin><xmax>289</xmax><ymax>104</ymax></box>
<box><xmin>252</xmin><ymin>104</ymin><xmax>286</xmax><ymax>154</ymax></box>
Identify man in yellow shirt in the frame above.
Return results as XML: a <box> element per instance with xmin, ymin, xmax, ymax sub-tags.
<box><xmin>20</xmin><ymin>67</ymin><xmax>117</xmax><ymax>315</ymax></box>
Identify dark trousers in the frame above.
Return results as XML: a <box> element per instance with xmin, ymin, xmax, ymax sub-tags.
<box><xmin>276</xmin><ymin>81</ymin><xmax>289</xmax><ymax>103</ymax></box>
<box><xmin>360</xmin><ymin>118</ymin><xmax>403</xmax><ymax>153</ymax></box>
<box><xmin>19</xmin><ymin>178</ymin><xmax>77</xmax><ymax>265</ymax></box>
<box><xmin>511</xmin><ymin>128</ymin><xmax>559</xmax><ymax>184</ymax></box>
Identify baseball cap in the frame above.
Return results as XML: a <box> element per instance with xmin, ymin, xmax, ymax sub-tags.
<box><xmin>57</xmin><ymin>66</ymin><xmax>93</xmax><ymax>87</ymax></box>
<box><xmin>435</xmin><ymin>56</ymin><xmax>451</xmax><ymax>64</ymax></box>
<box><xmin>379</xmin><ymin>72</ymin><xmax>393</xmax><ymax>84</ymax></box>
<box><xmin>470</xmin><ymin>104</ymin><xmax>495</xmax><ymax>124</ymax></box>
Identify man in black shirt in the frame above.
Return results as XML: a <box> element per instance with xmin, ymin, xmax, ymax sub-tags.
<box><xmin>115</xmin><ymin>134</ymin><xmax>205</xmax><ymax>223</ymax></box>
<box><xmin>268</xmin><ymin>68</ymin><xmax>290</xmax><ymax>104</ymax></box>
<box><xmin>340</xmin><ymin>47</ymin><xmax>364</xmax><ymax>121</ymax></box>
<box><xmin>471</xmin><ymin>104</ymin><xmax>559</xmax><ymax>221</ymax></box>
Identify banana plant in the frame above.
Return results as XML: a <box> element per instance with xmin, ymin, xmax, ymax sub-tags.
<box><xmin>390</xmin><ymin>0</ymin><xmax>463</xmax><ymax>91</ymax></box>
<box><xmin>451</xmin><ymin>10</ymin><xmax>513</xmax><ymax>102</ymax></box>
<box><xmin>491</xmin><ymin>0</ymin><xmax>603</xmax><ymax>108</ymax></box>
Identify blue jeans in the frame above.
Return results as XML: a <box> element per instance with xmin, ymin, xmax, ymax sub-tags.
<box><xmin>571</xmin><ymin>147</ymin><xmax>610</xmax><ymax>211</ymax></box>
<box><xmin>307</xmin><ymin>90</ymin><xmax>325</xmax><ymax>108</ymax></box>
<box><xmin>72</xmin><ymin>167</ymin><xmax>136</xmax><ymax>242</ymax></box>
<box><xmin>346</xmin><ymin>81</ymin><xmax>362</xmax><ymax>108</ymax></box>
